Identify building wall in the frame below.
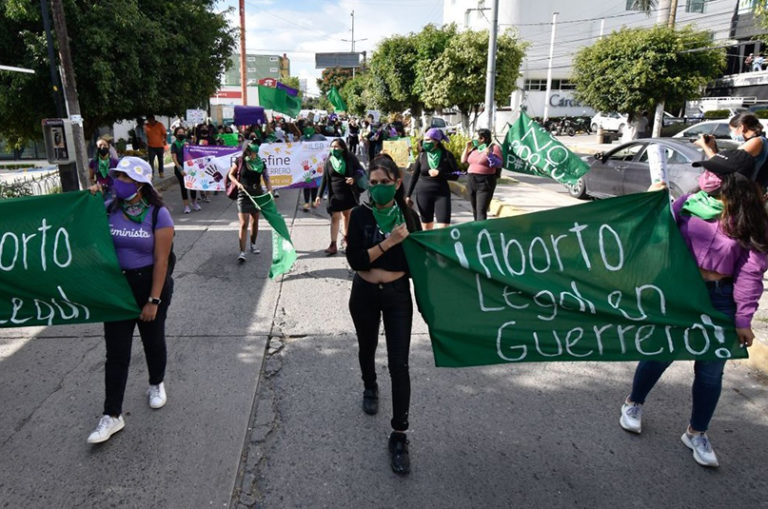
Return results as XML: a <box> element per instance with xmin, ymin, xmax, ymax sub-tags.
<box><xmin>223</xmin><ymin>54</ymin><xmax>290</xmax><ymax>86</ymax></box>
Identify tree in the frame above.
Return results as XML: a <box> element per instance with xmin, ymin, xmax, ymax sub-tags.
<box><xmin>420</xmin><ymin>29</ymin><xmax>526</xmax><ymax>131</ymax></box>
<box><xmin>0</xmin><ymin>0</ymin><xmax>236</xmax><ymax>142</ymax></box>
<box><xmin>571</xmin><ymin>26</ymin><xmax>725</xmax><ymax>121</ymax></box>
<box><xmin>281</xmin><ymin>76</ymin><xmax>302</xmax><ymax>98</ymax></box>
<box><xmin>412</xmin><ymin>24</ymin><xmax>457</xmax><ymax>101</ymax></box>
<box><xmin>316</xmin><ymin>67</ymin><xmax>354</xmax><ymax>96</ymax></box>
<box><xmin>368</xmin><ymin>34</ymin><xmax>420</xmax><ymax>114</ymax></box>
<box><xmin>341</xmin><ymin>72</ymin><xmax>375</xmax><ymax>116</ymax></box>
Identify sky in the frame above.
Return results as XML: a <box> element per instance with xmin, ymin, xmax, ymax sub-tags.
<box><xmin>218</xmin><ymin>0</ymin><xmax>445</xmax><ymax>96</ymax></box>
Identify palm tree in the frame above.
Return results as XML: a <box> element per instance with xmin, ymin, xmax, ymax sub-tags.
<box><xmin>630</xmin><ymin>0</ymin><xmax>657</xmax><ymax>12</ymax></box>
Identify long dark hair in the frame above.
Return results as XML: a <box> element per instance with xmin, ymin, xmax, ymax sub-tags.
<box><xmin>729</xmin><ymin>113</ymin><xmax>763</xmax><ymax>136</ymax></box>
<box><xmin>331</xmin><ymin>137</ymin><xmax>349</xmax><ymax>156</ymax></box>
<box><xmin>369</xmin><ymin>154</ymin><xmax>420</xmax><ymax>232</ymax></box>
<box><xmin>719</xmin><ymin>174</ymin><xmax>768</xmax><ymax>252</ymax></box>
<box><xmin>476</xmin><ymin>129</ymin><xmax>492</xmax><ymax>146</ymax></box>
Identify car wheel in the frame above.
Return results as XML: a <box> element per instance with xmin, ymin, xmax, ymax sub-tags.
<box><xmin>567</xmin><ymin>127</ymin><xmax>576</xmax><ymax>137</ymax></box>
<box><xmin>566</xmin><ymin>178</ymin><xmax>588</xmax><ymax>199</ymax></box>
<box><xmin>591</xmin><ymin>123</ymin><xmax>598</xmax><ymax>132</ymax></box>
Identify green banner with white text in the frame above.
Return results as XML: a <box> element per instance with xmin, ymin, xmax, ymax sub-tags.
<box><xmin>402</xmin><ymin>191</ymin><xmax>746</xmax><ymax>367</ymax></box>
<box><xmin>502</xmin><ymin>112</ymin><xmax>590</xmax><ymax>185</ymax></box>
<box><xmin>0</xmin><ymin>191</ymin><xmax>140</xmax><ymax>327</ymax></box>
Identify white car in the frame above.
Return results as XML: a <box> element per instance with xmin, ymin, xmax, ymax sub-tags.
<box><xmin>590</xmin><ymin>112</ymin><xmax>628</xmax><ymax>133</ymax></box>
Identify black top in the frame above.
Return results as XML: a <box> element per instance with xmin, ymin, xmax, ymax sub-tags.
<box><xmin>318</xmin><ymin>152</ymin><xmax>365</xmax><ymax>198</ymax></box>
<box><xmin>236</xmin><ymin>157</ymin><xmax>267</xmax><ymax>190</ymax></box>
<box><xmin>346</xmin><ymin>203</ymin><xmax>421</xmax><ymax>274</ymax></box>
<box><xmin>406</xmin><ymin>148</ymin><xmax>458</xmax><ymax>197</ymax></box>
<box><xmin>170</xmin><ymin>142</ymin><xmax>185</xmax><ymax>169</ymax></box>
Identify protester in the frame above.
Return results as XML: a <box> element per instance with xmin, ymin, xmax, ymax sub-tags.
<box><xmin>696</xmin><ymin>113</ymin><xmax>768</xmax><ymax>178</ymax></box>
<box><xmin>315</xmin><ymin>139</ymin><xmax>365</xmax><ymax>255</ymax></box>
<box><xmin>86</xmin><ymin>157</ymin><xmax>174</xmax><ymax>444</ymax></box>
<box><xmin>346</xmin><ymin>153</ymin><xmax>421</xmax><ymax>475</ymax></box>
<box><xmin>348</xmin><ymin>118</ymin><xmax>360</xmax><ymax>155</ymax></box>
<box><xmin>405</xmin><ymin>128</ymin><xmax>458</xmax><ymax>229</ymax></box>
<box><xmin>144</xmin><ymin>115</ymin><xmax>167</xmax><ymax>178</ymax></box>
<box><xmin>367</xmin><ymin>122</ymin><xmax>384</xmax><ymax>162</ymax></box>
<box><xmin>461</xmin><ymin>128</ymin><xmax>503</xmax><ymax>221</ymax></box>
<box><xmin>619</xmin><ymin>150</ymin><xmax>768</xmax><ymax>468</ymax></box>
<box><xmin>228</xmin><ymin>139</ymin><xmax>273</xmax><ymax>263</ymax></box>
<box><xmin>88</xmin><ymin>138</ymin><xmax>119</xmax><ymax>199</ymax></box>
<box><xmin>170</xmin><ymin>126</ymin><xmax>199</xmax><ymax>214</ymax></box>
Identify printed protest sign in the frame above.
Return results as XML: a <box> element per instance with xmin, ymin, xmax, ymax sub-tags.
<box><xmin>402</xmin><ymin>191</ymin><xmax>745</xmax><ymax>367</ymax></box>
<box><xmin>502</xmin><ymin>112</ymin><xmax>590</xmax><ymax>185</ymax></box>
<box><xmin>0</xmin><ymin>191</ymin><xmax>140</xmax><ymax>327</ymax></box>
<box><xmin>382</xmin><ymin>139</ymin><xmax>410</xmax><ymax>168</ymax></box>
<box><xmin>186</xmin><ymin>109</ymin><xmax>206</xmax><ymax>125</ymax></box>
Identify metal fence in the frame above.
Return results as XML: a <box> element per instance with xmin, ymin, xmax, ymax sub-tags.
<box><xmin>0</xmin><ymin>168</ymin><xmax>61</xmax><ymax>199</ymax></box>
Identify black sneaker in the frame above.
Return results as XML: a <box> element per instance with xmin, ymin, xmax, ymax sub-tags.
<box><xmin>362</xmin><ymin>387</ymin><xmax>378</xmax><ymax>415</ymax></box>
<box><xmin>388</xmin><ymin>432</ymin><xmax>410</xmax><ymax>475</ymax></box>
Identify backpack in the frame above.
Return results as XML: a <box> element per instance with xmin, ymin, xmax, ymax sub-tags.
<box><xmin>152</xmin><ymin>206</ymin><xmax>176</xmax><ymax>277</ymax></box>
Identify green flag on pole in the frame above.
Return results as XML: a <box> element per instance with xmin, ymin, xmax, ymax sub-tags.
<box><xmin>0</xmin><ymin>191</ymin><xmax>140</xmax><ymax>327</ymax></box>
<box><xmin>257</xmin><ymin>85</ymin><xmax>301</xmax><ymax>118</ymax></box>
<box><xmin>502</xmin><ymin>111</ymin><xmax>590</xmax><ymax>185</ymax></box>
<box><xmin>402</xmin><ymin>190</ymin><xmax>745</xmax><ymax>367</ymax></box>
<box><xmin>327</xmin><ymin>86</ymin><xmax>347</xmax><ymax>112</ymax></box>
<box><xmin>244</xmin><ymin>192</ymin><xmax>297</xmax><ymax>279</ymax></box>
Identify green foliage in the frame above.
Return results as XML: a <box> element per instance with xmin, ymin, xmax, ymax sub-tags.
<box><xmin>316</xmin><ymin>67</ymin><xmax>354</xmax><ymax>95</ymax></box>
<box><xmin>0</xmin><ymin>0</ymin><xmax>236</xmax><ymax>142</ymax></box>
<box><xmin>703</xmin><ymin>110</ymin><xmax>731</xmax><ymax>119</ymax></box>
<box><xmin>410</xmin><ymin>132</ymin><xmax>472</xmax><ymax>171</ymax></box>
<box><xmin>572</xmin><ymin>26</ymin><xmax>725</xmax><ymax>117</ymax></box>
<box><xmin>369</xmin><ymin>34</ymin><xmax>420</xmax><ymax>114</ymax></box>
<box><xmin>341</xmin><ymin>72</ymin><xmax>376</xmax><ymax>116</ymax></box>
<box><xmin>753</xmin><ymin>109</ymin><xmax>768</xmax><ymax>118</ymax></box>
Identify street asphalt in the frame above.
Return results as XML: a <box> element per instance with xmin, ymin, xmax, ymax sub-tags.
<box><xmin>1</xmin><ymin>167</ymin><xmax>767</xmax><ymax>509</ymax></box>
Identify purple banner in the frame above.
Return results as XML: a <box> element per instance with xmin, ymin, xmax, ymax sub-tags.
<box><xmin>276</xmin><ymin>82</ymin><xmax>299</xmax><ymax>97</ymax></box>
<box><xmin>234</xmin><ymin>106</ymin><xmax>267</xmax><ymax>126</ymax></box>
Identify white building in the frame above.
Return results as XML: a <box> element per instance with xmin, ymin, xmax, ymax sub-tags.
<box><xmin>443</xmin><ymin>0</ymin><xmax>741</xmax><ymax>122</ymax></box>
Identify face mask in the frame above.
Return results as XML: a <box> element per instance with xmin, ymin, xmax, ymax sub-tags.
<box><xmin>472</xmin><ymin>139</ymin><xmax>488</xmax><ymax>151</ymax></box>
<box><xmin>121</xmin><ymin>199</ymin><xmax>150</xmax><ymax>223</ymax></box>
<box><xmin>176</xmin><ymin>134</ymin><xmax>186</xmax><ymax>141</ymax></box>
<box><xmin>98</xmin><ymin>147</ymin><xmax>109</xmax><ymax>156</ymax></box>
<box><xmin>730</xmin><ymin>130</ymin><xmax>745</xmax><ymax>143</ymax></box>
<box><xmin>113</xmin><ymin>179</ymin><xmax>140</xmax><ymax>201</ymax></box>
<box><xmin>369</xmin><ymin>183</ymin><xmax>397</xmax><ymax>205</ymax></box>
<box><xmin>698</xmin><ymin>170</ymin><xmax>722</xmax><ymax>193</ymax></box>
<box><xmin>331</xmin><ymin>148</ymin><xmax>343</xmax><ymax>158</ymax></box>
<box><xmin>423</xmin><ymin>141</ymin><xmax>436</xmax><ymax>152</ymax></box>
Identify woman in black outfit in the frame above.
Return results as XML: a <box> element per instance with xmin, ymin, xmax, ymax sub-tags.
<box><xmin>347</xmin><ymin>119</ymin><xmax>360</xmax><ymax>156</ymax></box>
<box><xmin>346</xmin><ymin>154</ymin><xmax>421</xmax><ymax>475</ymax></box>
<box><xmin>315</xmin><ymin>138</ymin><xmax>364</xmax><ymax>255</ymax></box>
<box><xmin>405</xmin><ymin>128</ymin><xmax>458</xmax><ymax>230</ymax></box>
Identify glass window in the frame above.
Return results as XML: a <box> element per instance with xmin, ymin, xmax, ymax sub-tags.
<box><xmin>431</xmin><ymin>118</ymin><xmax>447</xmax><ymax>127</ymax></box>
<box><xmin>626</xmin><ymin>0</ymin><xmax>642</xmax><ymax>10</ymax></box>
<box><xmin>269</xmin><ymin>57</ymin><xmax>279</xmax><ymax>62</ymax></box>
<box><xmin>638</xmin><ymin>146</ymin><xmax>690</xmax><ymax>164</ymax></box>
<box><xmin>608</xmin><ymin>143</ymin><xmax>644</xmax><ymax>161</ymax></box>
<box><xmin>686</xmin><ymin>0</ymin><xmax>706</xmax><ymax>13</ymax></box>
<box><xmin>681</xmin><ymin>123</ymin><xmax>714</xmax><ymax>137</ymax></box>
<box><xmin>713</xmin><ymin>123</ymin><xmax>732</xmax><ymax>138</ymax></box>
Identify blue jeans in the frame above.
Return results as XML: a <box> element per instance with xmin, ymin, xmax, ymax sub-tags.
<box><xmin>628</xmin><ymin>280</ymin><xmax>736</xmax><ymax>432</ymax></box>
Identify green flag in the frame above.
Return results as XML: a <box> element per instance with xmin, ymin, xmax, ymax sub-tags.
<box><xmin>0</xmin><ymin>191</ymin><xmax>140</xmax><ymax>327</ymax></box>
<box><xmin>217</xmin><ymin>133</ymin><xmax>239</xmax><ymax>146</ymax></box>
<box><xmin>257</xmin><ymin>85</ymin><xmax>301</xmax><ymax>118</ymax></box>
<box><xmin>402</xmin><ymin>191</ymin><xmax>745</xmax><ymax>367</ymax></box>
<box><xmin>327</xmin><ymin>86</ymin><xmax>347</xmax><ymax>112</ymax></box>
<box><xmin>245</xmin><ymin>192</ymin><xmax>297</xmax><ymax>279</ymax></box>
<box><xmin>502</xmin><ymin>111</ymin><xmax>590</xmax><ymax>185</ymax></box>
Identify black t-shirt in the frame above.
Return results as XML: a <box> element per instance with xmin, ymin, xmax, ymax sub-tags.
<box><xmin>346</xmin><ymin>204</ymin><xmax>421</xmax><ymax>274</ymax></box>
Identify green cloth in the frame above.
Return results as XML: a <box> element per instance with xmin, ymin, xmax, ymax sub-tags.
<box><xmin>681</xmin><ymin>191</ymin><xmax>724</xmax><ymax>220</ymax></box>
<box><xmin>246</xmin><ymin>157</ymin><xmax>265</xmax><ymax>173</ymax></box>
<box><xmin>426</xmin><ymin>148</ymin><xmax>442</xmax><ymax>170</ymax></box>
<box><xmin>502</xmin><ymin>112</ymin><xmax>590</xmax><ymax>185</ymax></box>
<box><xmin>97</xmin><ymin>157</ymin><xmax>110</xmax><ymax>179</ymax></box>
<box><xmin>401</xmin><ymin>190</ymin><xmax>745</xmax><ymax>367</ymax></box>
<box><xmin>0</xmin><ymin>191</ymin><xmax>140</xmax><ymax>327</ymax></box>
<box><xmin>218</xmin><ymin>133</ymin><xmax>239</xmax><ymax>146</ymax></box>
<box><xmin>330</xmin><ymin>154</ymin><xmax>346</xmax><ymax>175</ymax></box>
<box><xmin>121</xmin><ymin>198</ymin><xmax>150</xmax><ymax>223</ymax></box>
<box><xmin>371</xmin><ymin>203</ymin><xmax>404</xmax><ymax>234</ymax></box>
<box><xmin>257</xmin><ymin>85</ymin><xmax>301</xmax><ymax>118</ymax></box>
<box><xmin>303</xmin><ymin>127</ymin><xmax>315</xmax><ymax>140</ymax></box>
<box><xmin>242</xmin><ymin>192</ymin><xmax>297</xmax><ymax>279</ymax></box>
<box><xmin>473</xmin><ymin>140</ymin><xmax>488</xmax><ymax>152</ymax></box>
<box><xmin>327</xmin><ymin>86</ymin><xmax>347</xmax><ymax>112</ymax></box>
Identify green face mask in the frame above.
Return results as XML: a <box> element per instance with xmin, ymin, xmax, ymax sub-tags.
<box><xmin>331</xmin><ymin>148</ymin><xmax>343</xmax><ymax>158</ymax></box>
<box><xmin>422</xmin><ymin>141</ymin><xmax>436</xmax><ymax>152</ymax></box>
<box><xmin>472</xmin><ymin>139</ymin><xmax>487</xmax><ymax>151</ymax></box>
<box><xmin>369</xmin><ymin>183</ymin><xmax>397</xmax><ymax>205</ymax></box>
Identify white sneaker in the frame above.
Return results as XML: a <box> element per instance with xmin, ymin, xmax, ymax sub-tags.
<box><xmin>250</xmin><ymin>243</ymin><xmax>260</xmax><ymax>254</ymax></box>
<box><xmin>192</xmin><ymin>202</ymin><xmax>202</xmax><ymax>211</ymax></box>
<box><xmin>620</xmin><ymin>400</ymin><xmax>642</xmax><ymax>434</ymax></box>
<box><xmin>237</xmin><ymin>251</ymin><xmax>246</xmax><ymax>263</ymax></box>
<box><xmin>184</xmin><ymin>206</ymin><xmax>191</xmax><ymax>214</ymax></box>
<box><xmin>148</xmin><ymin>382</ymin><xmax>167</xmax><ymax>409</ymax></box>
<box><xmin>681</xmin><ymin>430</ymin><xmax>719</xmax><ymax>467</ymax></box>
<box><xmin>87</xmin><ymin>414</ymin><xmax>125</xmax><ymax>444</ymax></box>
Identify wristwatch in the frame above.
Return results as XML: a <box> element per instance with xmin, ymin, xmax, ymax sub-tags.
<box><xmin>148</xmin><ymin>296</ymin><xmax>162</xmax><ymax>305</ymax></box>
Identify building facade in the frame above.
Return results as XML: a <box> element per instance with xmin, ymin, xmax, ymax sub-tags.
<box><xmin>223</xmin><ymin>53</ymin><xmax>290</xmax><ymax>86</ymax></box>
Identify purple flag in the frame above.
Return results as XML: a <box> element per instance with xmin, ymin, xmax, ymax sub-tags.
<box><xmin>276</xmin><ymin>82</ymin><xmax>299</xmax><ymax>97</ymax></box>
<box><xmin>234</xmin><ymin>106</ymin><xmax>267</xmax><ymax>126</ymax></box>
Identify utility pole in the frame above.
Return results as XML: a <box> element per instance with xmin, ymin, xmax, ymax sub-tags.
<box><xmin>49</xmin><ymin>0</ymin><xmax>89</xmax><ymax>191</ymax></box>
<box><xmin>239</xmin><ymin>0</ymin><xmax>247</xmax><ymax>105</ymax></box>
<box><xmin>483</xmin><ymin>0</ymin><xmax>500</xmax><ymax>135</ymax></box>
<box><xmin>542</xmin><ymin>12</ymin><xmax>559</xmax><ymax>122</ymax></box>
<box><xmin>41</xmin><ymin>0</ymin><xmax>65</xmax><ymax>118</ymax></box>
<box><xmin>651</xmin><ymin>0</ymin><xmax>678</xmax><ymax>137</ymax></box>
<box><xmin>341</xmin><ymin>10</ymin><xmax>367</xmax><ymax>78</ymax></box>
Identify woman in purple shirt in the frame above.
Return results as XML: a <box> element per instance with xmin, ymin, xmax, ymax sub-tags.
<box><xmin>87</xmin><ymin>157</ymin><xmax>175</xmax><ymax>444</ymax></box>
<box><xmin>619</xmin><ymin>150</ymin><xmax>768</xmax><ymax>468</ymax></box>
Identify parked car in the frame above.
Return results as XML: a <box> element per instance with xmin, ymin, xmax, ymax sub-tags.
<box><xmin>566</xmin><ymin>138</ymin><xmax>707</xmax><ymax>200</ymax></box>
<box><xmin>672</xmin><ymin>120</ymin><xmax>744</xmax><ymax>151</ymax></box>
<box><xmin>428</xmin><ymin>117</ymin><xmax>458</xmax><ymax>136</ymax></box>
<box><xmin>590</xmin><ymin>112</ymin><xmax>628</xmax><ymax>133</ymax></box>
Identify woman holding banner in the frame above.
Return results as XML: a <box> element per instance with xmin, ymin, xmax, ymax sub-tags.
<box><xmin>461</xmin><ymin>128</ymin><xmax>503</xmax><ymax>221</ymax></box>
<box><xmin>228</xmin><ymin>140</ymin><xmax>273</xmax><ymax>263</ymax></box>
<box><xmin>405</xmin><ymin>128</ymin><xmax>458</xmax><ymax>230</ymax></box>
<box><xmin>620</xmin><ymin>150</ymin><xmax>768</xmax><ymax>468</ymax></box>
<box><xmin>87</xmin><ymin>157</ymin><xmax>174</xmax><ymax>444</ymax></box>
<box><xmin>346</xmin><ymin>153</ymin><xmax>421</xmax><ymax>475</ymax></box>
<box><xmin>171</xmin><ymin>126</ymin><xmax>199</xmax><ymax>214</ymax></box>
<box><xmin>315</xmin><ymin>139</ymin><xmax>365</xmax><ymax>255</ymax></box>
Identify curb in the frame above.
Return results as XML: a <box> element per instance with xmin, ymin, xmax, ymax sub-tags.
<box><xmin>448</xmin><ymin>178</ymin><xmax>526</xmax><ymax>218</ymax></box>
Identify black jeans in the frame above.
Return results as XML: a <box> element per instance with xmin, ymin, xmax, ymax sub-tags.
<box><xmin>147</xmin><ymin>146</ymin><xmax>165</xmax><ymax>176</ymax></box>
<box><xmin>349</xmin><ymin>274</ymin><xmax>412</xmax><ymax>431</ymax></box>
<box><xmin>468</xmin><ymin>173</ymin><xmax>497</xmax><ymax>221</ymax></box>
<box><xmin>303</xmin><ymin>187</ymin><xmax>318</xmax><ymax>204</ymax></box>
<box><xmin>174</xmin><ymin>166</ymin><xmax>197</xmax><ymax>201</ymax></box>
<box><xmin>103</xmin><ymin>266</ymin><xmax>173</xmax><ymax>416</ymax></box>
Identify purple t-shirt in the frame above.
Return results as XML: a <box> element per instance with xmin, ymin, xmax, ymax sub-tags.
<box><xmin>109</xmin><ymin>206</ymin><xmax>174</xmax><ymax>270</ymax></box>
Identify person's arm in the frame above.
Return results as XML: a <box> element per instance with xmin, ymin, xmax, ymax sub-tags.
<box><xmin>740</xmin><ymin>136</ymin><xmax>764</xmax><ymax>157</ymax></box>
<box><xmin>406</xmin><ymin>154</ymin><xmax>422</xmax><ymax>198</ymax></box>
<box><xmin>461</xmin><ymin>141</ymin><xmax>473</xmax><ymax>164</ymax></box>
<box><xmin>171</xmin><ymin>146</ymin><xmax>181</xmax><ymax>168</ymax></box>
<box><xmin>732</xmin><ymin>248</ymin><xmax>768</xmax><ymax>346</ymax></box>
<box><xmin>141</xmin><ymin>223</ymin><xmax>173</xmax><ymax>322</ymax></box>
<box><xmin>694</xmin><ymin>135</ymin><xmax>719</xmax><ymax>157</ymax></box>
<box><xmin>346</xmin><ymin>209</ymin><xmax>410</xmax><ymax>270</ymax></box>
<box><xmin>263</xmin><ymin>166</ymin><xmax>273</xmax><ymax>194</ymax></box>
<box><xmin>228</xmin><ymin>161</ymin><xmax>244</xmax><ymax>190</ymax></box>
<box><xmin>316</xmin><ymin>161</ymin><xmax>330</xmax><ymax>204</ymax></box>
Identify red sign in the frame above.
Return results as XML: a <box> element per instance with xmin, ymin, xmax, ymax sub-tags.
<box><xmin>211</xmin><ymin>90</ymin><xmax>242</xmax><ymax>99</ymax></box>
<box><xmin>258</xmin><ymin>78</ymin><xmax>277</xmax><ymax>87</ymax></box>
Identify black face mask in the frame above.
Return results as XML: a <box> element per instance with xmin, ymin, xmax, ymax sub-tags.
<box><xmin>98</xmin><ymin>147</ymin><xmax>109</xmax><ymax>156</ymax></box>
<box><xmin>176</xmin><ymin>134</ymin><xmax>186</xmax><ymax>141</ymax></box>
<box><xmin>200</xmin><ymin>131</ymin><xmax>208</xmax><ymax>137</ymax></box>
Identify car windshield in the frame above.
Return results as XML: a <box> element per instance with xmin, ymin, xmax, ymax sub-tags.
<box><xmin>431</xmin><ymin>118</ymin><xmax>446</xmax><ymax>127</ymax></box>
<box><xmin>607</xmin><ymin>143</ymin><xmax>644</xmax><ymax>161</ymax></box>
<box><xmin>637</xmin><ymin>145</ymin><xmax>691</xmax><ymax>164</ymax></box>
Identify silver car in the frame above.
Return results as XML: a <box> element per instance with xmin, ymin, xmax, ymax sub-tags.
<box><xmin>567</xmin><ymin>138</ymin><xmax>707</xmax><ymax>200</ymax></box>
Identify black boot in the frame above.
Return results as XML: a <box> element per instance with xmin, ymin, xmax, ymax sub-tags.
<box><xmin>388</xmin><ymin>431</ymin><xmax>410</xmax><ymax>475</ymax></box>
<box><xmin>362</xmin><ymin>387</ymin><xmax>378</xmax><ymax>415</ymax></box>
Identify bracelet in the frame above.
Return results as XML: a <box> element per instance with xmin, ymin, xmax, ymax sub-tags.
<box><xmin>378</xmin><ymin>243</ymin><xmax>386</xmax><ymax>254</ymax></box>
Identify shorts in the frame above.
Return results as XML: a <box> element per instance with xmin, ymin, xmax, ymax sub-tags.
<box><xmin>415</xmin><ymin>183</ymin><xmax>451</xmax><ymax>223</ymax></box>
<box><xmin>237</xmin><ymin>188</ymin><xmax>263</xmax><ymax>214</ymax></box>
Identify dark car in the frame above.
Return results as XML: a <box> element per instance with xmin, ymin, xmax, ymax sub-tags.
<box><xmin>566</xmin><ymin>138</ymin><xmax>707</xmax><ymax>200</ymax></box>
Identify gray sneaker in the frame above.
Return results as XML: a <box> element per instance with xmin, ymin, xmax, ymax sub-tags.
<box><xmin>681</xmin><ymin>430</ymin><xmax>719</xmax><ymax>467</ymax></box>
<box><xmin>620</xmin><ymin>401</ymin><xmax>642</xmax><ymax>434</ymax></box>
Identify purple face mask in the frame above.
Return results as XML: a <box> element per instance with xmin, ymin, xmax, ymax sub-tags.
<box><xmin>698</xmin><ymin>170</ymin><xmax>722</xmax><ymax>193</ymax></box>
<box><xmin>113</xmin><ymin>179</ymin><xmax>139</xmax><ymax>200</ymax></box>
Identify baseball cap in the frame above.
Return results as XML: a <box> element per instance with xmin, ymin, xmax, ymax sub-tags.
<box><xmin>692</xmin><ymin>149</ymin><xmax>755</xmax><ymax>179</ymax></box>
<box><xmin>110</xmin><ymin>156</ymin><xmax>154</xmax><ymax>186</ymax></box>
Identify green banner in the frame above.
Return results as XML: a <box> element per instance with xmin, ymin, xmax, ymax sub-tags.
<box><xmin>217</xmin><ymin>133</ymin><xmax>239</xmax><ymax>146</ymax></box>
<box><xmin>257</xmin><ymin>85</ymin><xmax>301</xmax><ymax>118</ymax></box>
<box><xmin>0</xmin><ymin>191</ymin><xmax>140</xmax><ymax>327</ymax></box>
<box><xmin>249</xmin><ymin>192</ymin><xmax>297</xmax><ymax>279</ymax></box>
<box><xmin>327</xmin><ymin>86</ymin><xmax>347</xmax><ymax>112</ymax></box>
<box><xmin>402</xmin><ymin>191</ymin><xmax>746</xmax><ymax>367</ymax></box>
<box><xmin>502</xmin><ymin>112</ymin><xmax>590</xmax><ymax>185</ymax></box>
